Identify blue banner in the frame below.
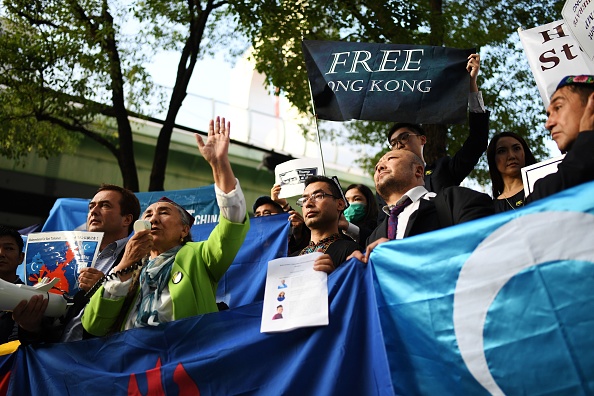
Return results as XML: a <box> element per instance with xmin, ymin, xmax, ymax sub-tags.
<box><xmin>7</xmin><ymin>260</ymin><xmax>393</xmax><ymax>395</ymax></box>
<box><xmin>371</xmin><ymin>181</ymin><xmax>594</xmax><ymax>395</ymax></box>
<box><xmin>41</xmin><ymin>185</ymin><xmax>220</xmax><ymax>232</ymax></box>
<box><xmin>39</xmin><ymin>188</ymin><xmax>289</xmax><ymax>308</ymax></box>
<box><xmin>0</xmin><ymin>353</ymin><xmax>14</xmax><ymax>396</ymax></box>
<box><xmin>194</xmin><ymin>213</ymin><xmax>290</xmax><ymax>308</ymax></box>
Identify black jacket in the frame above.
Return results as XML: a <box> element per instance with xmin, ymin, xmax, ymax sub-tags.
<box><xmin>368</xmin><ymin>186</ymin><xmax>494</xmax><ymax>245</ymax></box>
<box><xmin>377</xmin><ymin>111</ymin><xmax>489</xmax><ymax>223</ymax></box>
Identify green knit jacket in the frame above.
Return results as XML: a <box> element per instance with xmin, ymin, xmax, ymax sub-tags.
<box><xmin>82</xmin><ymin>214</ymin><xmax>249</xmax><ymax>336</ymax></box>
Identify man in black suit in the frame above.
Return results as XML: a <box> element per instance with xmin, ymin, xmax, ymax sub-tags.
<box><xmin>350</xmin><ymin>150</ymin><xmax>493</xmax><ymax>263</ymax></box>
<box><xmin>376</xmin><ymin>53</ymin><xmax>489</xmax><ymax>223</ymax></box>
<box><xmin>527</xmin><ymin>75</ymin><xmax>594</xmax><ymax>202</ymax></box>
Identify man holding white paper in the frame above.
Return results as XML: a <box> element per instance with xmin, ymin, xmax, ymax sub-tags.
<box><xmin>290</xmin><ymin>176</ymin><xmax>359</xmax><ymax>273</ymax></box>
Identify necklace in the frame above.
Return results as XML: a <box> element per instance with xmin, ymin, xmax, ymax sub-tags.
<box><xmin>501</xmin><ymin>191</ymin><xmax>525</xmax><ymax>211</ymax></box>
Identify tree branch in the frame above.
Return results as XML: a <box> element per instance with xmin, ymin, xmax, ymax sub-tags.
<box><xmin>34</xmin><ymin>113</ymin><xmax>119</xmax><ymax>159</ymax></box>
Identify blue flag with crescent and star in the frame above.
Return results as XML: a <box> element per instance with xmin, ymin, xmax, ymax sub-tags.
<box><xmin>371</xmin><ymin>180</ymin><xmax>594</xmax><ymax>395</ymax></box>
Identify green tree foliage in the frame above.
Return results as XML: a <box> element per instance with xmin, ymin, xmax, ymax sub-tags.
<box><xmin>0</xmin><ymin>0</ymin><xmax>231</xmax><ymax>191</ymax></box>
<box><xmin>229</xmin><ymin>0</ymin><xmax>565</xmax><ymax>185</ymax></box>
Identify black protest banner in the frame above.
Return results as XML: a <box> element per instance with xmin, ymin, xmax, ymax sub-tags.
<box><xmin>302</xmin><ymin>40</ymin><xmax>474</xmax><ymax>124</ymax></box>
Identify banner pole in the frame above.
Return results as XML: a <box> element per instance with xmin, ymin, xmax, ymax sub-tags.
<box><xmin>306</xmin><ymin>77</ymin><xmax>326</xmax><ymax>176</ymax></box>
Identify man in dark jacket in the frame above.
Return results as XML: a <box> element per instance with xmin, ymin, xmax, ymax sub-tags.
<box><xmin>350</xmin><ymin>150</ymin><xmax>493</xmax><ymax>263</ymax></box>
<box><xmin>376</xmin><ymin>53</ymin><xmax>489</xmax><ymax>222</ymax></box>
<box><xmin>527</xmin><ymin>75</ymin><xmax>594</xmax><ymax>202</ymax></box>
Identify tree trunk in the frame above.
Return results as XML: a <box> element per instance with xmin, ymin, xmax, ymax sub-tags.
<box><xmin>148</xmin><ymin>1</ymin><xmax>217</xmax><ymax>191</ymax></box>
<box><xmin>107</xmin><ymin>39</ymin><xmax>139</xmax><ymax>191</ymax></box>
<box><xmin>69</xmin><ymin>2</ymin><xmax>140</xmax><ymax>191</ymax></box>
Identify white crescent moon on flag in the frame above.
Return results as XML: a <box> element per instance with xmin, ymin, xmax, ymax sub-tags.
<box><xmin>453</xmin><ymin>211</ymin><xmax>594</xmax><ymax>395</ymax></box>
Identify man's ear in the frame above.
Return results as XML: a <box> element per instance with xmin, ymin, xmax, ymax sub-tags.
<box><xmin>337</xmin><ymin>199</ymin><xmax>347</xmax><ymax>212</ymax></box>
<box><xmin>122</xmin><ymin>214</ymin><xmax>133</xmax><ymax>229</ymax></box>
<box><xmin>414</xmin><ymin>164</ymin><xmax>424</xmax><ymax>179</ymax></box>
<box><xmin>419</xmin><ymin>135</ymin><xmax>427</xmax><ymax>145</ymax></box>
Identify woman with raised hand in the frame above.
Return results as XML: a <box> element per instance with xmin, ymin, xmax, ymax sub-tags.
<box><xmin>82</xmin><ymin>117</ymin><xmax>250</xmax><ymax>335</ymax></box>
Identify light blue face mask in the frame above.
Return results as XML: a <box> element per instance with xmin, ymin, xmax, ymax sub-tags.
<box><xmin>344</xmin><ymin>202</ymin><xmax>367</xmax><ymax>223</ymax></box>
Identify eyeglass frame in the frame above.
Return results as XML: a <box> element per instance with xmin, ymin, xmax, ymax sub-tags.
<box><xmin>254</xmin><ymin>210</ymin><xmax>276</xmax><ymax>217</ymax></box>
<box><xmin>388</xmin><ymin>131</ymin><xmax>422</xmax><ymax>149</ymax></box>
<box><xmin>296</xmin><ymin>191</ymin><xmax>341</xmax><ymax>207</ymax></box>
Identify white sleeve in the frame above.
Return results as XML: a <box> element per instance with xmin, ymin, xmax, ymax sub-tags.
<box><xmin>214</xmin><ymin>178</ymin><xmax>247</xmax><ymax>223</ymax></box>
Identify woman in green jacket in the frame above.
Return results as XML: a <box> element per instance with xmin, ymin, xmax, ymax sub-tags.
<box><xmin>82</xmin><ymin>117</ymin><xmax>249</xmax><ymax>335</ymax></box>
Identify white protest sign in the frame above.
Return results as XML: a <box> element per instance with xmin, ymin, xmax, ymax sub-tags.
<box><xmin>562</xmin><ymin>0</ymin><xmax>594</xmax><ymax>60</ymax></box>
<box><xmin>275</xmin><ymin>158</ymin><xmax>324</xmax><ymax>199</ymax></box>
<box><xmin>518</xmin><ymin>20</ymin><xmax>594</xmax><ymax>107</ymax></box>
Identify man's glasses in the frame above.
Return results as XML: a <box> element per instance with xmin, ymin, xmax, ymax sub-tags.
<box><xmin>296</xmin><ymin>191</ymin><xmax>340</xmax><ymax>207</ymax></box>
<box><xmin>389</xmin><ymin>132</ymin><xmax>421</xmax><ymax>149</ymax></box>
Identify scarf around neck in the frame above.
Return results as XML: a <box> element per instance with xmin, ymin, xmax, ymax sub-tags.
<box><xmin>133</xmin><ymin>245</ymin><xmax>182</xmax><ymax>328</ymax></box>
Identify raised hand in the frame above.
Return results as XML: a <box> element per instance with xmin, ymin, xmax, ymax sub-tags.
<box><xmin>466</xmin><ymin>53</ymin><xmax>480</xmax><ymax>92</ymax></box>
<box><xmin>196</xmin><ymin>116</ymin><xmax>230</xmax><ymax>166</ymax></box>
<box><xmin>271</xmin><ymin>184</ymin><xmax>289</xmax><ymax>209</ymax></box>
<box><xmin>195</xmin><ymin>116</ymin><xmax>236</xmax><ymax>194</ymax></box>
<box><xmin>288</xmin><ymin>209</ymin><xmax>304</xmax><ymax>229</ymax></box>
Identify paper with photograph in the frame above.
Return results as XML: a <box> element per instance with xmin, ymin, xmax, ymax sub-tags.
<box><xmin>275</xmin><ymin>158</ymin><xmax>324</xmax><ymax>198</ymax></box>
<box><xmin>261</xmin><ymin>253</ymin><xmax>329</xmax><ymax>333</ymax></box>
<box><xmin>24</xmin><ymin>231</ymin><xmax>103</xmax><ymax>296</ymax></box>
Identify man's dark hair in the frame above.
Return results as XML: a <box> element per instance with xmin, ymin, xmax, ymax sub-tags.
<box><xmin>0</xmin><ymin>225</ymin><xmax>23</xmax><ymax>252</ymax></box>
<box><xmin>304</xmin><ymin>175</ymin><xmax>343</xmax><ymax>199</ymax></box>
<box><xmin>96</xmin><ymin>184</ymin><xmax>141</xmax><ymax>234</ymax></box>
<box><xmin>567</xmin><ymin>84</ymin><xmax>594</xmax><ymax>105</ymax></box>
<box><xmin>386</xmin><ymin>122</ymin><xmax>426</xmax><ymax>143</ymax></box>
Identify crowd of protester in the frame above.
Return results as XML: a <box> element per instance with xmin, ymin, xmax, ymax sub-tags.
<box><xmin>2</xmin><ymin>65</ymin><xmax>594</xmax><ymax>347</ymax></box>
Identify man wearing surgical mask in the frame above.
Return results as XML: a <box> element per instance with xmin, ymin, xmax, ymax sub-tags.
<box><xmin>339</xmin><ymin>184</ymin><xmax>379</xmax><ymax>250</ymax></box>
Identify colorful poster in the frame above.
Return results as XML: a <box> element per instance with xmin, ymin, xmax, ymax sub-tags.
<box><xmin>24</xmin><ymin>231</ymin><xmax>103</xmax><ymax>296</ymax></box>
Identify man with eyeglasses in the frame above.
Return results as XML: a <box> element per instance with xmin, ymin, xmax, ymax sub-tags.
<box><xmin>290</xmin><ymin>176</ymin><xmax>359</xmax><ymax>273</ymax></box>
<box><xmin>349</xmin><ymin>150</ymin><xmax>493</xmax><ymax>263</ymax></box>
<box><xmin>377</xmin><ymin>54</ymin><xmax>489</xmax><ymax>223</ymax></box>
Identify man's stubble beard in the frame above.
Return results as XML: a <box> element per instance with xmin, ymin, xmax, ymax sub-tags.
<box><xmin>376</xmin><ymin>174</ymin><xmax>411</xmax><ymax>204</ymax></box>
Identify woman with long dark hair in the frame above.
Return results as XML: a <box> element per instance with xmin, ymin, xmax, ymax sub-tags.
<box><xmin>487</xmin><ymin>132</ymin><xmax>537</xmax><ymax>212</ymax></box>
